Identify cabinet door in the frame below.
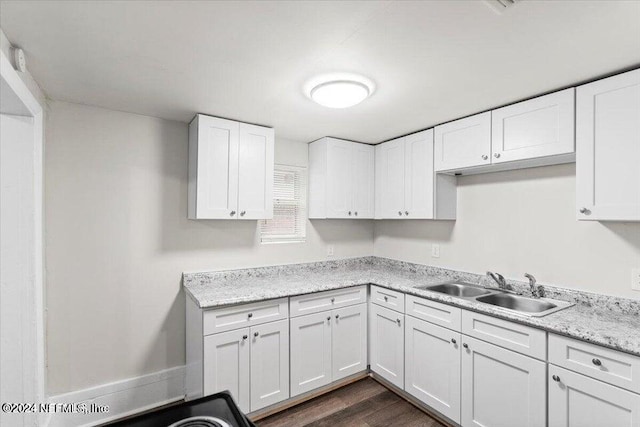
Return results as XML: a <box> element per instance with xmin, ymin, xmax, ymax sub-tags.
<box><xmin>290</xmin><ymin>311</ymin><xmax>332</xmax><ymax>396</ymax></box>
<box><xmin>193</xmin><ymin>115</ymin><xmax>239</xmax><ymax>219</ymax></box>
<box><xmin>370</xmin><ymin>304</ymin><xmax>404</xmax><ymax>389</ymax></box>
<box><xmin>576</xmin><ymin>69</ymin><xmax>640</xmax><ymax>221</ymax></box>
<box><xmin>238</xmin><ymin>123</ymin><xmax>274</xmax><ymax>220</ymax></box>
<box><xmin>332</xmin><ymin>304</ymin><xmax>368</xmax><ymax>381</ymax></box>
<box><xmin>351</xmin><ymin>143</ymin><xmax>375</xmax><ymax>218</ymax></box>
<box><xmin>404</xmin><ymin>130</ymin><xmax>434</xmax><ymax>219</ymax></box>
<box><xmin>405</xmin><ymin>316</ymin><xmax>461</xmax><ymax>423</ymax></box>
<box><xmin>491</xmin><ymin>88</ymin><xmax>575</xmax><ymax>163</ymax></box>
<box><xmin>375</xmin><ymin>137</ymin><xmax>406</xmax><ymax>219</ymax></box>
<box><xmin>250</xmin><ymin>319</ymin><xmax>289</xmax><ymax>412</ymax></box>
<box><xmin>203</xmin><ymin>328</ymin><xmax>250</xmax><ymax>412</ymax></box>
<box><xmin>549</xmin><ymin>365</ymin><xmax>640</xmax><ymax>427</ymax></box>
<box><xmin>461</xmin><ymin>336</ymin><xmax>546</xmax><ymax>427</ymax></box>
<box><xmin>325</xmin><ymin>139</ymin><xmax>353</xmax><ymax>218</ymax></box>
<box><xmin>434</xmin><ymin>112</ymin><xmax>491</xmax><ymax>171</ymax></box>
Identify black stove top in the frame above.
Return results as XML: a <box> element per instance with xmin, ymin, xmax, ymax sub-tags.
<box><xmin>105</xmin><ymin>391</ymin><xmax>256</xmax><ymax>427</ymax></box>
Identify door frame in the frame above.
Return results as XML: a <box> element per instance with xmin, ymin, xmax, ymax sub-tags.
<box><xmin>0</xmin><ymin>48</ymin><xmax>45</xmax><ymax>420</ymax></box>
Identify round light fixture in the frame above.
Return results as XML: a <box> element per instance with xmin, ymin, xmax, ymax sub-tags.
<box><xmin>305</xmin><ymin>73</ymin><xmax>374</xmax><ymax>109</ymax></box>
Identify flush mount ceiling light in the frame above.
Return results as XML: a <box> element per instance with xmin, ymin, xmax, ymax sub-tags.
<box><xmin>305</xmin><ymin>73</ymin><xmax>375</xmax><ymax>109</ymax></box>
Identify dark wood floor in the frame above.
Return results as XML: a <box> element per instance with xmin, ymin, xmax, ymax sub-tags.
<box><xmin>255</xmin><ymin>378</ymin><xmax>447</xmax><ymax>427</ymax></box>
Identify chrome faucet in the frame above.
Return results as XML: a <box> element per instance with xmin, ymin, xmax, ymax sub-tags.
<box><xmin>486</xmin><ymin>271</ymin><xmax>508</xmax><ymax>291</ymax></box>
<box><xmin>525</xmin><ymin>273</ymin><xmax>544</xmax><ymax>298</ymax></box>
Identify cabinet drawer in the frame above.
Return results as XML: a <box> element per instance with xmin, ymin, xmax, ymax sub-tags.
<box><xmin>549</xmin><ymin>334</ymin><xmax>640</xmax><ymax>394</ymax></box>
<box><xmin>406</xmin><ymin>295</ymin><xmax>461</xmax><ymax>331</ymax></box>
<box><xmin>290</xmin><ymin>285</ymin><xmax>366</xmax><ymax>317</ymax></box>
<box><xmin>370</xmin><ymin>285</ymin><xmax>405</xmax><ymax>313</ymax></box>
<box><xmin>461</xmin><ymin>311</ymin><xmax>546</xmax><ymax>360</ymax></box>
<box><xmin>203</xmin><ymin>298</ymin><xmax>288</xmax><ymax>335</ymax></box>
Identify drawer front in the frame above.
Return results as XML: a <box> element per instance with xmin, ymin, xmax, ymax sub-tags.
<box><xmin>461</xmin><ymin>311</ymin><xmax>546</xmax><ymax>360</ymax></box>
<box><xmin>370</xmin><ymin>285</ymin><xmax>405</xmax><ymax>313</ymax></box>
<box><xmin>406</xmin><ymin>295</ymin><xmax>461</xmax><ymax>332</ymax></box>
<box><xmin>549</xmin><ymin>334</ymin><xmax>640</xmax><ymax>394</ymax></box>
<box><xmin>290</xmin><ymin>285</ymin><xmax>366</xmax><ymax>317</ymax></box>
<box><xmin>203</xmin><ymin>298</ymin><xmax>288</xmax><ymax>335</ymax></box>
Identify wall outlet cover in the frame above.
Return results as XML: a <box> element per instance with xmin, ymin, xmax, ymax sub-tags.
<box><xmin>327</xmin><ymin>245</ymin><xmax>334</xmax><ymax>257</ymax></box>
<box><xmin>632</xmin><ymin>268</ymin><xmax>640</xmax><ymax>291</ymax></box>
<box><xmin>431</xmin><ymin>244</ymin><xmax>440</xmax><ymax>258</ymax></box>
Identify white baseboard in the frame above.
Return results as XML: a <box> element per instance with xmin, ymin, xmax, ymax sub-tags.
<box><xmin>47</xmin><ymin>366</ymin><xmax>185</xmax><ymax>427</ymax></box>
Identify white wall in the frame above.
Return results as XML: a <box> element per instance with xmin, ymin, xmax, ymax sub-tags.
<box><xmin>45</xmin><ymin>101</ymin><xmax>374</xmax><ymax>394</ymax></box>
<box><xmin>375</xmin><ymin>164</ymin><xmax>640</xmax><ymax>299</ymax></box>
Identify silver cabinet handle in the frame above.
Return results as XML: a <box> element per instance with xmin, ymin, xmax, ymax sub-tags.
<box><xmin>451</xmin><ymin>338</ymin><xmax>457</xmax><ymax>344</ymax></box>
<box><xmin>579</xmin><ymin>207</ymin><xmax>591</xmax><ymax>215</ymax></box>
<box><xmin>592</xmin><ymin>358</ymin><xmax>602</xmax><ymax>366</ymax></box>
<box><xmin>348</xmin><ymin>211</ymin><xmax>352</xmax><ymax>216</ymax></box>
<box><xmin>552</xmin><ymin>375</ymin><xmax>561</xmax><ymax>382</ymax></box>
<box><xmin>396</xmin><ymin>318</ymin><xmax>401</xmax><ymax>326</ymax></box>
<box><xmin>230</xmin><ymin>211</ymin><xmax>236</xmax><ymax>216</ymax></box>
<box><xmin>354</xmin><ymin>211</ymin><xmax>358</xmax><ymax>216</ymax></box>
<box><xmin>327</xmin><ymin>316</ymin><xmax>331</xmax><ymax>321</ymax></box>
<box><xmin>247</xmin><ymin>313</ymin><xmax>253</xmax><ymax>318</ymax></box>
<box><xmin>482</xmin><ymin>155</ymin><xmax>488</xmax><ymax>160</ymax></box>
<box><xmin>383</xmin><ymin>296</ymin><xmax>388</xmax><ymax>302</ymax></box>
<box><xmin>398</xmin><ymin>211</ymin><xmax>402</xmax><ymax>216</ymax></box>
<box><xmin>405</xmin><ymin>211</ymin><xmax>409</xmax><ymax>216</ymax></box>
<box><xmin>254</xmin><ymin>332</ymin><xmax>259</xmax><ymax>337</ymax></box>
<box><xmin>494</xmin><ymin>153</ymin><xmax>501</xmax><ymax>158</ymax></box>
<box><xmin>242</xmin><ymin>335</ymin><xmax>248</xmax><ymax>340</ymax></box>
<box><xmin>331</xmin><ymin>298</ymin><xmax>335</xmax><ymax>303</ymax></box>
<box><xmin>335</xmin><ymin>314</ymin><xmax>340</xmax><ymax>319</ymax></box>
<box><xmin>463</xmin><ymin>343</ymin><xmax>469</xmax><ymax>349</ymax></box>
<box><xmin>240</xmin><ymin>211</ymin><xmax>246</xmax><ymax>216</ymax></box>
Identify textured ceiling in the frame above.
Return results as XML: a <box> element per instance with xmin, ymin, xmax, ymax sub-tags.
<box><xmin>1</xmin><ymin>0</ymin><xmax>639</xmax><ymax>143</ymax></box>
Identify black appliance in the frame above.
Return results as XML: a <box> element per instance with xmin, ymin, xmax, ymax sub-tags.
<box><xmin>105</xmin><ymin>391</ymin><xmax>256</xmax><ymax>427</ymax></box>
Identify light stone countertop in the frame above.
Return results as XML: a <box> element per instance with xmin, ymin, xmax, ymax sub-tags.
<box><xmin>183</xmin><ymin>257</ymin><xmax>640</xmax><ymax>357</ymax></box>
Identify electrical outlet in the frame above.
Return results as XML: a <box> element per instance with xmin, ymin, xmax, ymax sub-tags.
<box><xmin>327</xmin><ymin>245</ymin><xmax>334</xmax><ymax>257</ymax></box>
<box><xmin>632</xmin><ymin>268</ymin><xmax>640</xmax><ymax>291</ymax></box>
<box><xmin>431</xmin><ymin>244</ymin><xmax>440</xmax><ymax>258</ymax></box>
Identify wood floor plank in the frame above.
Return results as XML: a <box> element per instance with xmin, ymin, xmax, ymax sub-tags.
<box><xmin>255</xmin><ymin>378</ymin><xmax>447</xmax><ymax>427</ymax></box>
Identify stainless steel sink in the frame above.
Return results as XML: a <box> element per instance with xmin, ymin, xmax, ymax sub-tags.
<box><xmin>418</xmin><ymin>281</ymin><xmax>493</xmax><ymax>298</ymax></box>
<box><xmin>475</xmin><ymin>293</ymin><xmax>573</xmax><ymax>317</ymax></box>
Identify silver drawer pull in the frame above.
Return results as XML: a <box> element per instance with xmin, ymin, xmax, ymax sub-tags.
<box><xmin>463</xmin><ymin>343</ymin><xmax>469</xmax><ymax>349</ymax></box>
<box><xmin>552</xmin><ymin>375</ymin><xmax>560</xmax><ymax>382</ymax></box>
<box><xmin>230</xmin><ymin>210</ymin><xmax>236</xmax><ymax>216</ymax></box>
<box><xmin>396</xmin><ymin>318</ymin><xmax>401</xmax><ymax>326</ymax></box>
<box><xmin>592</xmin><ymin>358</ymin><xmax>602</xmax><ymax>366</ymax></box>
<box><xmin>398</xmin><ymin>211</ymin><xmax>402</xmax><ymax>216</ymax></box>
<box><xmin>242</xmin><ymin>335</ymin><xmax>248</xmax><ymax>340</ymax></box>
<box><xmin>383</xmin><ymin>296</ymin><xmax>388</xmax><ymax>302</ymax></box>
<box><xmin>331</xmin><ymin>298</ymin><xmax>335</xmax><ymax>303</ymax></box>
<box><xmin>335</xmin><ymin>314</ymin><xmax>340</xmax><ymax>319</ymax></box>
<box><xmin>327</xmin><ymin>316</ymin><xmax>331</xmax><ymax>321</ymax></box>
<box><xmin>451</xmin><ymin>338</ymin><xmax>457</xmax><ymax>344</ymax></box>
<box><xmin>247</xmin><ymin>313</ymin><xmax>253</xmax><ymax>318</ymax></box>
<box><xmin>254</xmin><ymin>332</ymin><xmax>259</xmax><ymax>337</ymax></box>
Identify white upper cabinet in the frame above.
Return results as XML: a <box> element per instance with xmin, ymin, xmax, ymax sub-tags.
<box><xmin>375</xmin><ymin>130</ymin><xmax>456</xmax><ymax>219</ymax></box>
<box><xmin>188</xmin><ymin>114</ymin><xmax>274</xmax><ymax>220</ymax></box>
<box><xmin>576</xmin><ymin>69</ymin><xmax>640</xmax><ymax>221</ymax></box>
<box><xmin>434</xmin><ymin>112</ymin><xmax>492</xmax><ymax>172</ymax></box>
<box><xmin>308</xmin><ymin>137</ymin><xmax>374</xmax><ymax>219</ymax></box>
<box><xmin>492</xmin><ymin>88</ymin><xmax>575</xmax><ymax>163</ymax></box>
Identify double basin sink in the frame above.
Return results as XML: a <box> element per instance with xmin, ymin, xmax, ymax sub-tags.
<box><xmin>418</xmin><ymin>281</ymin><xmax>573</xmax><ymax>317</ymax></box>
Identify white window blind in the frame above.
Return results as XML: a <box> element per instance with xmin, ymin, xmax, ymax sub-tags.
<box><xmin>260</xmin><ymin>165</ymin><xmax>307</xmax><ymax>243</ymax></box>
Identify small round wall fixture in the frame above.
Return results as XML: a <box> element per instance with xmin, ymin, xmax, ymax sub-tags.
<box><xmin>305</xmin><ymin>73</ymin><xmax>375</xmax><ymax>109</ymax></box>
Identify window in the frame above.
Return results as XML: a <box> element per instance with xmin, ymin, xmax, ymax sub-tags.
<box><xmin>260</xmin><ymin>165</ymin><xmax>307</xmax><ymax>243</ymax></box>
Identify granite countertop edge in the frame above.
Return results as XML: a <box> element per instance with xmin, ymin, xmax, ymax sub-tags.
<box><xmin>183</xmin><ymin>266</ymin><xmax>640</xmax><ymax>357</ymax></box>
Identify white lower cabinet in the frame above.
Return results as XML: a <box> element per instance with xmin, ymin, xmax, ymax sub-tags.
<box><xmin>249</xmin><ymin>320</ymin><xmax>290</xmax><ymax>412</ymax></box>
<box><xmin>290</xmin><ymin>303</ymin><xmax>367</xmax><ymax>397</ymax></box>
<box><xmin>203</xmin><ymin>319</ymin><xmax>289</xmax><ymax>413</ymax></box>
<box><xmin>461</xmin><ymin>336</ymin><xmax>546</xmax><ymax>427</ymax></box>
<box><xmin>203</xmin><ymin>328</ymin><xmax>251</xmax><ymax>412</ymax></box>
<box><xmin>549</xmin><ymin>365</ymin><xmax>640</xmax><ymax>427</ymax></box>
<box><xmin>405</xmin><ymin>315</ymin><xmax>461</xmax><ymax>423</ymax></box>
<box><xmin>370</xmin><ymin>303</ymin><xmax>404</xmax><ymax>389</ymax></box>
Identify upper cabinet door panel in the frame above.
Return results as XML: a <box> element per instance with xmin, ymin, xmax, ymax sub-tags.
<box><xmin>238</xmin><ymin>123</ymin><xmax>274</xmax><ymax>220</ymax></box>
<box><xmin>404</xmin><ymin>130</ymin><xmax>434</xmax><ymax>219</ymax></box>
<box><xmin>576</xmin><ymin>69</ymin><xmax>640</xmax><ymax>221</ymax></box>
<box><xmin>193</xmin><ymin>116</ymin><xmax>240</xmax><ymax>219</ymax></box>
<box><xmin>326</xmin><ymin>139</ymin><xmax>353</xmax><ymax>218</ymax></box>
<box><xmin>351</xmin><ymin>143</ymin><xmax>375</xmax><ymax>218</ymax></box>
<box><xmin>492</xmin><ymin>88</ymin><xmax>575</xmax><ymax>163</ymax></box>
<box><xmin>435</xmin><ymin>112</ymin><xmax>492</xmax><ymax>171</ymax></box>
<box><xmin>375</xmin><ymin>137</ymin><xmax>406</xmax><ymax>218</ymax></box>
